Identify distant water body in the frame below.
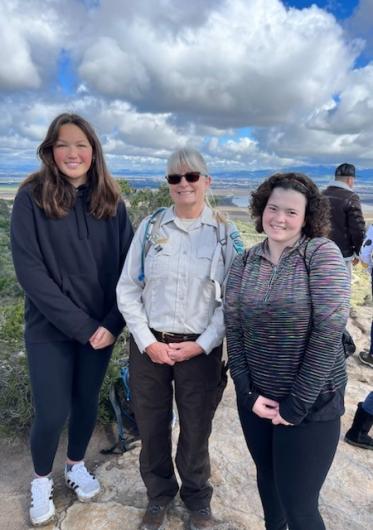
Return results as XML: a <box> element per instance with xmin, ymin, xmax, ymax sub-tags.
<box><xmin>205</xmin><ymin>173</ymin><xmax>373</xmax><ymax>207</ymax></box>
<box><xmin>1</xmin><ymin>173</ymin><xmax>372</xmax><ymax>208</ymax></box>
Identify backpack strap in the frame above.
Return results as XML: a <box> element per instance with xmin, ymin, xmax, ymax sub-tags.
<box><xmin>210</xmin><ymin>221</ymin><xmax>230</xmax><ymax>303</ymax></box>
<box><xmin>300</xmin><ymin>238</ymin><xmax>354</xmax><ymax>358</ymax></box>
<box><xmin>300</xmin><ymin>238</ymin><xmax>329</xmax><ymax>275</ymax></box>
<box><xmin>139</xmin><ymin>212</ymin><xmax>237</xmax><ymax>304</ymax></box>
<box><xmin>217</xmin><ymin>220</ymin><xmax>227</xmax><ymax>247</ymax></box>
<box><xmin>138</xmin><ymin>207</ymin><xmax>167</xmax><ymax>281</ymax></box>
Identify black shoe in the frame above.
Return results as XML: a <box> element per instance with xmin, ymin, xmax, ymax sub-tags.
<box><xmin>358</xmin><ymin>351</ymin><xmax>373</xmax><ymax>368</ymax></box>
<box><xmin>345</xmin><ymin>431</ymin><xmax>373</xmax><ymax>449</ymax></box>
<box><xmin>140</xmin><ymin>502</ymin><xmax>168</xmax><ymax>530</ymax></box>
<box><xmin>189</xmin><ymin>506</ymin><xmax>215</xmax><ymax>530</ymax></box>
<box><xmin>345</xmin><ymin>401</ymin><xmax>373</xmax><ymax>450</ymax></box>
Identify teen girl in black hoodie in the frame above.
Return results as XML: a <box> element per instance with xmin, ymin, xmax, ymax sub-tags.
<box><xmin>11</xmin><ymin>113</ymin><xmax>133</xmax><ymax>526</ymax></box>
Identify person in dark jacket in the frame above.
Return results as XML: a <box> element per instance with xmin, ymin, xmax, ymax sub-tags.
<box><xmin>225</xmin><ymin>173</ymin><xmax>350</xmax><ymax>530</ymax></box>
<box><xmin>322</xmin><ymin>163</ymin><xmax>365</xmax><ymax>278</ymax></box>
<box><xmin>10</xmin><ymin>113</ymin><xmax>133</xmax><ymax>527</ymax></box>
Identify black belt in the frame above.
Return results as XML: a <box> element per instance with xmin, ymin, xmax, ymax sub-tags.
<box><xmin>151</xmin><ymin>329</ymin><xmax>200</xmax><ymax>344</ymax></box>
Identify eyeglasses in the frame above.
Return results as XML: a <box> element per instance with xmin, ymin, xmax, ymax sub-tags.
<box><xmin>166</xmin><ymin>172</ymin><xmax>202</xmax><ymax>185</ymax></box>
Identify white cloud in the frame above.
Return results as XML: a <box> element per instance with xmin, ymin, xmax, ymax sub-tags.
<box><xmin>1</xmin><ymin>0</ymin><xmax>373</xmax><ymax>171</ymax></box>
<box><xmin>79</xmin><ymin>37</ymin><xmax>150</xmax><ymax>99</ymax></box>
<box><xmin>346</xmin><ymin>0</ymin><xmax>373</xmax><ymax>56</ymax></box>
<box><xmin>0</xmin><ymin>5</ymin><xmax>41</xmax><ymax>89</ymax></box>
<box><xmin>77</xmin><ymin>0</ymin><xmax>359</xmax><ymax>129</ymax></box>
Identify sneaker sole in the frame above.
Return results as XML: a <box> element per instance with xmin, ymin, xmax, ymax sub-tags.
<box><xmin>345</xmin><ymin>437</ymin><xmax>373</xmax><ymax>450</ymax></box>
<box><xmin>30</xmin><ymin>509</ymin><xmax>56</xmax><ymax>527</ymax></box>
<box><xmin>65</xmin><ymin>478</ymin><xmax>100</xmax><ymax>502</ymax></box>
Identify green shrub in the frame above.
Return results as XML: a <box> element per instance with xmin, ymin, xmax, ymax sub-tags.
<box><xmin>0</xmin><ymin>300</ymin><xmax>24</xmax><ymax>346</ymax></box>
<box><xmin>0</xmin><ymin>350</ymin><xmax>33</xmax><ymax>436</ymax></box>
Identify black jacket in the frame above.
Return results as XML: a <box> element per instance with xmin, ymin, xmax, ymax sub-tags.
<box><xmin>322</xmin><ymin>184</ymin><xmax>365</xmax><ymax>258</ymax></box>
<box><xmin>11</xmin><ymin>184</ymin><xmax>133</xmax><ymax>344</ymax></box>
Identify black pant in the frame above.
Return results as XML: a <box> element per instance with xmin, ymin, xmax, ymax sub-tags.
<box><xmin>237</xmin><ymin>399</ymin><xmax>340</xmax><ymax>530</ymax></box>
<box><xmin>129</xmin><ymin>336</ymin><xmax>224</xmax><ymax>510</ymax></box>
<box><xmin>26</xmin><ymin>340</ymin><xmax>112</xmax><ymax>476</ymax></box>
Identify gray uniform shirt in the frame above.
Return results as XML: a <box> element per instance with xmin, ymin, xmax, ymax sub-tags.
<box><xmin>116</xmin><ymin>205</ymin><xmax>241</xmax><ymax>354</ymax></box>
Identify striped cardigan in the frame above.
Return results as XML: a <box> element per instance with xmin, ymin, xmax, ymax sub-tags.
<box><xmin>224</xmin><ymin>236</ymin><xmax>350</xmax><ymax>424</ymax></box>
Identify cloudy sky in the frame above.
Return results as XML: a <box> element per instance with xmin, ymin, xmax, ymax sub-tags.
<box><xmin>1</xmin><ymin>0</ymin><xmax>373</xmax><ymax>175</ymax></box>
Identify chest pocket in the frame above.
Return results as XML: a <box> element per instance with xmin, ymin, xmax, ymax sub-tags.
<box><xmin>145</xmin><ymin>239</ymin><xmax>179</xmax><ymax>279</ymax></box>
<box><xmin>194</xmin><ymin>243</ymin><xmax>217</xmax><ymax>280</ymax></box>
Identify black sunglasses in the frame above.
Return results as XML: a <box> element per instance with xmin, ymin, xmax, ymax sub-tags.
<box><xmin>166</xmin><ymin>172</ymin><xmax>202</xmax><ymax>185</ymax></box>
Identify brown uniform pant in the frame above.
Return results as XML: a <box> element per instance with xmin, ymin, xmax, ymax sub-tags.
<box><xmin>129</xmin><ymin>335</ymin><xmax>225</xmax><ymax>510</ymax></box>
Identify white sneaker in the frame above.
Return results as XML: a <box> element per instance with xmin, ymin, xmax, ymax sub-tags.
<box><xmin>30</xmin><ymin>477</ymin><xmax>55</xmax><ymax>527</ymax></box>
<box><xmin>64</xmin><ymin>462</ymin><xmax>100</xmax><ymax>502</ymax></box>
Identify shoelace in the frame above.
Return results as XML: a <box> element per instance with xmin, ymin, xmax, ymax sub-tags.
<box><xmin>31</xmin><ymin>480</ymin><xmax>52</xmax><ymax>506</ymax></box>
<box><xmin>70</xmin><ymin>464</ymin><xmax>95</xmax><ymax>487</ymax></box>
<box><xmin>196</xmin><ymin>507</ymin><xmax>211</xmax><ymax>517</ymax></box>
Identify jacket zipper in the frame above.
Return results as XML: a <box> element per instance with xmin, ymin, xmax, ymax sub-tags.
<box><xmin>264</xmin><ymin>265</ymin><xmax>277</xmax><ymax>303</ymax></box>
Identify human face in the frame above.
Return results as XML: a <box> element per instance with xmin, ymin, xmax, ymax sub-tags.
<box><xmin>262</xmin><ymin>187</ymin><xmax>306</xmax><ymax>248</ymax></box>
<box><xmin>168</xmin><ymin>165</ymin><xmax>211</xmax><ymax>217</ymax></box>
<box><xmin>53</xmin><ymin>123</ymin><xmax>93</xmax><ymax>187</ymax></box>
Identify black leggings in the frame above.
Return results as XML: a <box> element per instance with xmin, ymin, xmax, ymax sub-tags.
<box><xmin>26</xmin><ymin>341</ymin><xmax>112</xmax><ymax>476</ymax></box>
<box><xmin>238</xmin><ymin>401</ymin><xmax>340</xmax><ymax>530</ymax></box>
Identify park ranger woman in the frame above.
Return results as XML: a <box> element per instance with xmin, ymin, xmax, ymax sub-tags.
<box><xmin>116</xmin><ymin>148</ymin><xmax>242</xmax><ymax>530</ymax></box>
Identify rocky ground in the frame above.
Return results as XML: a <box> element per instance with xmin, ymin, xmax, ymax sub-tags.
<box><xmin>0</xmin><ymin>304</ymin><xmax>372</xmax><ymax>530</ymax></box>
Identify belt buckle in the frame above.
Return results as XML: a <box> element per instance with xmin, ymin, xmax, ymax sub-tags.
<box><xmin>161</xmin><ymin>331</ymin><xmax>174</xmax><ymax>342</ymax></box>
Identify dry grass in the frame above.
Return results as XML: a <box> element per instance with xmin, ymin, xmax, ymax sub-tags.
<box><xmin>351</xmin><ymin>263</ymin><xmax>372</xmax><ymax>308</ymax></box>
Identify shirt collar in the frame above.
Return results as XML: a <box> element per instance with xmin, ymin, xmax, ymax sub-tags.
<box><xmin>254</xmin><ymin>234</ymin><xmax>307</xmax><ymax>259</ymax></box>
<box><xmin>327</xmin><ymin>180</ymin><xmax>353</xmax><ymax>192</ymax></box>
<box><xmin>160</xmin><ymin>205</ymin><xmax>217</xmax><ymax>227</ymax></box>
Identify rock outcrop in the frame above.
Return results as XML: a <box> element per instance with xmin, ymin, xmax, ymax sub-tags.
<box><xmin>1</xmin><ymin>310</ymin><xmax>372</xmax><ymax>530</ymax></box>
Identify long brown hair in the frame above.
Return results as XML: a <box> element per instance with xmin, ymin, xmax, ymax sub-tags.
<box><xmin>21</xmin><ymin>113</ymin><xmax>121</xmax><ymax>219</ymax></box>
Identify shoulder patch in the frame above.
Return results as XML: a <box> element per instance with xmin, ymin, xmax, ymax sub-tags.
<box><xmin>230</xmin><ymin>230</ymin><xmax>244</xmax><ymax>255</ymax></box>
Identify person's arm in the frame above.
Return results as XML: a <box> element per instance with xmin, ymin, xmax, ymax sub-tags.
<box><xmin>224</xmin><ymin>252</ymin><xmax>259</xmax><ymax>410</ymax></box>
<box><xmin>347</xmin><ymin>194</ymin><xmax>366</xmax><ymax>255</ymax></box>
<box><xmin>359</xmin><ymin>224</ymin><xmax>373</xmax><ymax>272</ymax></box>
<box><xmin>116</xmin><ymin>219</ymin><xmax>175</xmax><ymax>365</ymax></box>
<box><xmin>100</xmin><ymin>202</ymin><xmax>134</xmax><ymax>338</ymax></box>
<box><xmin>279</xmin><ymin>240</ymin><xmax>350</xmax><ymax>424</ymax></box>
<box><xmin>11</xmin><ymin>190</ymin><xmax>98</xmax><ymax>343</ymax></box>
<box><xmin>196</xmin><ymin>221</ymin><xmax>243</xmax><ymax>354</ymax></box>
<box><xmin>116</xmin><ymin>218</ymin><xmax>158</xmax><ymax>352</ymax></box>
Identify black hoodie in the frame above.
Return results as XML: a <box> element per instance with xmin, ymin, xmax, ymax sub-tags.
<box><xmin>11</xmin><ymin>184</ymin><xmax>133</xmax><ymax>344</ymax></box>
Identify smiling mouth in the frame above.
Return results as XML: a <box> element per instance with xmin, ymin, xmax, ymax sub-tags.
<box><xmin>270</xmin><ymin>224</ymin><xmax>286</xmax><ymax>230</ymax></box>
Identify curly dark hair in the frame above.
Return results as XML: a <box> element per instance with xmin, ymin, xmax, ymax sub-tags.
<box><xmin>20</xmin><ymin>113</ymin><xmax>121</xmax><ymax>219</ymax></box>
<box><xmin>250</xmin><ymin>172</ymin><xmax>330</xmax><ymax>238</ymax></box>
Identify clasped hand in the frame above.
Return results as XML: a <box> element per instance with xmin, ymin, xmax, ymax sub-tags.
<box><xmin>145</xmin><ymin>341</ymin><xmax>204</xmax><ymax>365</ymax></box>
<box><xmin>252</xmin><ymin>395</ymin><xmax>293</xmax><ymax>426</ymax></box>
<box><xmin>89</xmin><ymin>326</ymin><xmax>115</xmax><ymax>349</ymax></box>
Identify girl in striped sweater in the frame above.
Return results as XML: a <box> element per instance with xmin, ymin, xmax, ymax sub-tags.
<box><xmin>225</xmin><ymin>173</ymin><xmax>350</xmax><ymax>530</ymax></box>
